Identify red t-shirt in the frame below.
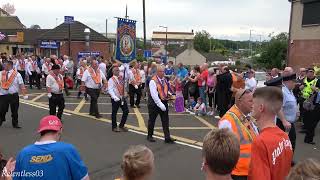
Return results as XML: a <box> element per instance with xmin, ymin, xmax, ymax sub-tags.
<box><xmin>198</xmin><ymin>70</ymin><xmax>208</xmax><ymax>87</ymax></box>
<box><xmin>248</xmin><ymin>127</ymin><xmax>293</xmax><ymax>180</ymax></box>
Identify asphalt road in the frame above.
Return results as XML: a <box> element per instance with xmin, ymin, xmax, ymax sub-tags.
<box><xmin>0</xmin><ymin>89</ymin><xmax>319</xmax><ymax>180</ymax></box>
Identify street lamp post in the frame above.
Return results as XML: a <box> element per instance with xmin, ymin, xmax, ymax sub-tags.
<box><xmin>249</xmin><ymin>29</ymin><xmax>254</xmax><ymax>57</ymax></box>
<box><xmin>159</xmin><ymin>26</ymin><xmax>168</xmax><ymax>63</ymax></box>
<box><xmin>84</xmin><ymin>28</ymin><xmax>91</xmax><ymax>52</ymax></box>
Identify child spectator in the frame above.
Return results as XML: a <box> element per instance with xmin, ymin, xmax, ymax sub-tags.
<box><xmin>194</xmin><ymin>97</ymin><xmax>206</xmax><ymax>116</ymax></box>
<box><xmin>175</xmin><ymin>77</ymin><xmax>185</xmax><ymax>113</ymax></box>
<box><xmin>187</xmin><ymin>96</ymin><xmax>197</xmax><ymax>113</ymax></box>
<box><xmin>287</xmin><ymin>158</ymin><xmax>320</xmax><ymax>180</ymax></box>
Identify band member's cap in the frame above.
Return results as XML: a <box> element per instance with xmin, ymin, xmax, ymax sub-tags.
<box><xmin>282</xmin><ymin>73</ymin><xmax>297</xmax><ymax>82</ymax></box>
<box><xmin>265</xmin><ymin>76</ymin><xmax>283</xmax><ymax>87</ymax></box>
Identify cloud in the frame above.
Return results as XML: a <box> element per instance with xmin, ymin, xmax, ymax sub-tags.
<box><xmin>1</xmin><ymin>0</ymin><xmax>291</xmax><ymax>40</ymax></box>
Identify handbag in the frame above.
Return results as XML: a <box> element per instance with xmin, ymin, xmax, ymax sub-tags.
<box><xmin>303</xmin><ymin>93</ymin><xmax>316</xmax><ymax>111</ymax></box>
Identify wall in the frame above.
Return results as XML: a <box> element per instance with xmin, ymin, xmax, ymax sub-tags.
<box><xmin>175</xmin><ymin>48</ymin><xmax>206</xmax><ymax>66</ymax></box>
<box><xmin>290</xmin><ymin>1</ymin><xmax>320</xmax><ymax>40</ymax></box>
<box><xmin>288</xmin><ymin>40</ymin><xmax>320</xmax><ymax>69</ymax></box>
<box><xmin>60</xmin><ymin>41</ymin><xmax>112</xmax><ymax>62</ymax></box>
<box><xmin>288</xmin><ymin>1</ymin><xmax>320</xmax><ymax>69</ymax></box>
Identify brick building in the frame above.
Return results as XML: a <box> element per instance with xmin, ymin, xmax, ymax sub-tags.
<box><xmin>38</xmin><ymin>21</ymin><xmax>112</xmax><ymax>61</ymax></box>
<box><xmin>288</xmin><ymin>0</ymin><xmax>320</xmax><ymax>69</ymax></box>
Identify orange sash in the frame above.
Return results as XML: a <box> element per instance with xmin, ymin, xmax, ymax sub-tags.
<box><xmin>88</xmin><ymin>68</ymin><xmax>101</xmax><ymax>84</ymax></box>
<box><xmin>131</xmin><ymin>69</ymin><xmax>141</xmax><ymax>85</ymax></box>
<box><xmin>50</xmin><ymin>73</ymin><xmax>64</xmax><ymax>90</ymax></box>
<box><xmin>80</xmin><ymin>67</ymin><xmax>85</xmax><ymax>77</ymax></box>
<box><xmin>112</xmin><ymin>76</ymin><xmax>124</xmax><ymax>96</ymax></box>
<box><xmin>152</xmin><ymin>76</ymin><xmax>168</xmax><ymax>101</ymax></box>
<box><xmin>1</xmin><ymin>70</ymin><xmax>18</xmax><ymax>90</ymax></box>
<box><xmin>32</xmin><ymin>61</ymin><xmax>37</xmax><ymax>71</ymax></box>
<box><xmin>19</xmin><ymin>60</ymin><xmax>25</xmax><ymax>70</ymax></box>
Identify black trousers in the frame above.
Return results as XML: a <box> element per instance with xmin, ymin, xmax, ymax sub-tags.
<box><xmin>111</xmin><ymin>98</ymin><xmax>129</xmax><ymax>129</ymax></box>
<box><xmin>0</xmin><ymin>94</ymin><xmax>19</xmax><ymax>126</ymax></box>
<box><xmin>86</xmin><ymin>88</ymin><xmax>101</xmax><ymax>115</ymax></box>
<box><xmin>208</xmin><ymin>88</ymin><xmax>215</xmax><ymax>108</ymax></box>
<box><xmin>49</xmin><ymin>93</ymin><xmax>65</xmax><ymax>120</ymax></box>
<box><xmin>231</xmin><ymin>175</ymin><xmax>247</xmax><ymax>180</ymax></box>
<box><xmin>29</xmin><ymin>71</ymin><xmax>40</xmax><ymax>89</ymax></box>
<box><xmin>147</xmin><ymin>101</ymin><xmax>171</xmax><ymax>140</ymax></box>
<box><xmin>18</xmin><ymin>70</ymin><xmax>26</xmax><ymax>84</ymax></box>
<box><xmin>304</xmin><ymin>105</ymin><xmax>320</xmax><ymax>143</ymax></box>
<box><xmin>129</xmin><ymin>84</ymin><xmax>142</xmax><ymax>106</ymax></box>
<box><xmin>276</xmin><ymin>118</ymin><xmax>296</xmax><ymax>151</ymax></box>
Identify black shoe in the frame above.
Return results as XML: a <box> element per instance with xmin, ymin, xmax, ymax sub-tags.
<box><xmin>304</xmin><ymin>141</ymin><xmax>316</xmax><ymax>145</ymax></box>
<box><xmin>165</xmin><ymin>138</ymin><xmax>176</xmax><ymax>144</ymax></box>
<box><xmin>95</xmin><ymin>114</ymin><xmax>102</xmax><ymax>119</ymax></box>
<box><xmin>0</xmin><ymin>121</ymin><xmax>2</xmax><ymax>127</ymax></box>
<box><xmin>147</xmin><ymin>136</ymin><xmax>156</xmax><ymax>142</ymax></box>
<box><xmin>112</xmin><ymin>127</ymin><xmax>120</xmax><ymax>132</ymax></box>
<box><xmin>119</xmin><ymin>127</ymin><xmax>129</xmax><ymax>132</ymax></box>
<box><xmin>13</xmin><ymin>125</ymin><xmax>22</xmax><ymax>129</ymax></box>
<box><xmin>89</xmin><ymin>113</ymin><xmax>96</xmax><ymax>116</ymax></box>
<box><xmin>135</xmin><ymin>105</ymin><xmax>140</xmax><ymax>108</ymax></box>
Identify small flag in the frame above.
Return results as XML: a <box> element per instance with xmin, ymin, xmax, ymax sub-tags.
<box><xmin>0</xmin><ymin>32</ymin><xmax>6</xmax><ymax>41</ymax></box>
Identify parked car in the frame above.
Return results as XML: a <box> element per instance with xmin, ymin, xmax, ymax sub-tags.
<box><xmin>255</xmin><ymin>71</ymin><xmax>267</xmax><ymax>88</ymax></box>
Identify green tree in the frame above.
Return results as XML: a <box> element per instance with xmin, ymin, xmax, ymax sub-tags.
<box><xmin>194</xmin><ymin>30</ymin><xmax>211</xmax><ymax>53</ymax></box>
<box><xmin>254</xmin><ymin>32</ymin><xmax>288</xmax><ymax>69</ymax></box>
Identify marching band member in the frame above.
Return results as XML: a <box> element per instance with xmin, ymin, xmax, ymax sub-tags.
<box><xmin>81</xmin><ymin>60</ymin><xmax>107</xmax><ymax>119</ymax></box>
<box><xmin>108</xmin><ymin>66</ymin><xmax>129</xmax><ymax>132</ymax></box>
<box><xmin>46</xmin><ymin>64</ymin><xmax>65</xmax><ymax>120</ymax></box>
<box><xmin>16</xmin><ymin>55</ymin><xmax>27</xmax><ymax>84</ymax></box>
<box><xmin>147</xmin><ymin>65</ymin><xmax>176</xmax><ymax>144</ymax></box>
<box><xmin>0</xmin><ymin>61</ymin><xmax>28</xmax><ymax>128</ymax></box>
<box><xmin>76</xmin><ymin>60</ymin><xmax>88</xmax><ymax>99</ymax></box>
<box><xmin>128</xmin><ymin>62</ymin><xmax>142</xmax><ymax>108</ymax></box>
<box><xmin>26</xmin><ymin>56</ymin><xmax>41</xmax><ymax>89</ymax></box>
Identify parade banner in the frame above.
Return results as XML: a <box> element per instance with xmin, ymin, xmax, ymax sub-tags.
<box><xmin>115</xmin><ymin>18</ymin><xmax>136</xmax><ymax>64</ymax></box>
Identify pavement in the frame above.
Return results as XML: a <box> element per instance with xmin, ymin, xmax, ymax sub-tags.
<box><xmin>0</xmin><ymin>89</ymin><xmax>319</xmax><ymax>180</ymax></box>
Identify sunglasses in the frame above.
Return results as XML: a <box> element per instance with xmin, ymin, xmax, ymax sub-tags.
<box><xmin>239</xmin><ymin>89</ymin><xmax>252</xmax><ymax>99</ymax></box>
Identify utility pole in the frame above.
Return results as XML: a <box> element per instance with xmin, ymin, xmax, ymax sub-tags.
<box><xmin>142</xmin><ymin>0</ymin><xmax>147</xmax><ymax>50</ymax></box>
<box><xmin>106</xmin><ymin>18</ymin><xmax>108</xmax><ymax>39</ymax></box>
<box><xmin>249</xmin><ymin>29</ymin><xmax>254</xmax><ymax>57</ymax></box>
<box><xmin>125</xmin><ymin>4</ymin><xmax>129</xmax><ymax>19</ymax></box>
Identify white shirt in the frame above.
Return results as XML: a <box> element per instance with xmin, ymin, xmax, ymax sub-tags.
<box><xmin>245</xmin><ymin>77</ymin><xmax>257</xmax><ymax>91</ymax></box>
<box><xmin>99</xmin><ymin>62</ymin><xmax>107</xmax><ymax>77</ymax></box>
<box><xmin>108</xmin><ymin>76</ymin><xmax>123</xmax><ymax>100</ymax></box>
<box><xmin>194</xmin><ymin>103</ymin><xmax>206</xmax><ymax>112</ymax></box>
<box><xmin>42</xmin><ymin>63</ymin><xmax>52</xmax><ymax>75</ymax></box>
<box><xmin>81</xmin><ymin>68</ymin><xmax>106</xmax><ymax>89</ymax></box>
<box><xmin>129</xmin><ymin>68</ymin><xmax>141</xmax><ymax>85</ymax></box>
<box><xmin>76</xmin><ymin>67</ymin><xmax>86</xmax><ymax>80</ymax></box>
<box><xmin>140</xmin><ymin>69</ymin><xmax>146</xmax><ymax>83</ymax></box>
<box><xmin>15</xmin><ymin>59</ymin><xmax>27</xmax><ymax>71</ymax></box>
<box><xmin>46</xmin><ymin>74</ymin><xmax>64</xmax><ymax>94</ymax></box>
<box><xmin>0</xmin><ymin>69</ymin><xmax>24</xmax><ymax>95</ymax></box>
<box><xmin>26</xmin><ymin>61</ymin><xmax>38</xmax><ymax>75</ymax></box>
<box><xmin>149</xmin><ymin>76</ymin><xmax>166</xmax><ymax>108</ymax></box>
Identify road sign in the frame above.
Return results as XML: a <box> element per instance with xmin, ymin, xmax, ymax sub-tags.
<box><xmin>64</xmin><ymin>16</ymin><xmax>74</xmax><ymax>24</ymax></box>
<box><xmin>40</xmin><ymin>41</ymin><xmax>59</xmax><ymax>49</ymax></box>
<box><xmin>143</xmin><ymin>50</ymin><xmax>152</xmax><ymax>58</ymax></box>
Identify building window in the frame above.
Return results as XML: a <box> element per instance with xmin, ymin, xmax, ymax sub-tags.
<box><xmin>302</xmin><ymin>1</ymin><xmax>320</xmax><ymax>26</ymax></box>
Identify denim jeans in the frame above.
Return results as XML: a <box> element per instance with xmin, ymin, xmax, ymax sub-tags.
<box><xmin>199</xmin><ymin>86</ymin><xmax>207</xmax><ymax>106</ymax></box>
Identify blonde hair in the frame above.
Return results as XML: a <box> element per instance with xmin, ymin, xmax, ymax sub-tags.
<box><xmin>121</xmin><ymin>145</ymin><xmax>154</xmax><ymax>180</ymax></box>
<box><xmin>287</xmin><ymin>159</ymin><xmax>320</xmax><ymax>180</ymax></box>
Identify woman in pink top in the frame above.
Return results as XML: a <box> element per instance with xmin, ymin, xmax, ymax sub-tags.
<box><xmin>206</xmin><ymin>68</ymin><xmax>216</xmax><ymax>116</ymax></box>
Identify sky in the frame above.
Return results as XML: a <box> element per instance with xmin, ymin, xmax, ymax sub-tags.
<box><xmin>1</xmin><ymin>0</ymin><xmax>291</xmax><ymax>41</ymax></box>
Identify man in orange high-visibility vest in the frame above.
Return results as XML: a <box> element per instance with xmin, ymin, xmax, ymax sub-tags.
<box><xmin>218</xmin><ymin>89</ymin><xmax>259</xmax><ymax>180</ymax></box>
